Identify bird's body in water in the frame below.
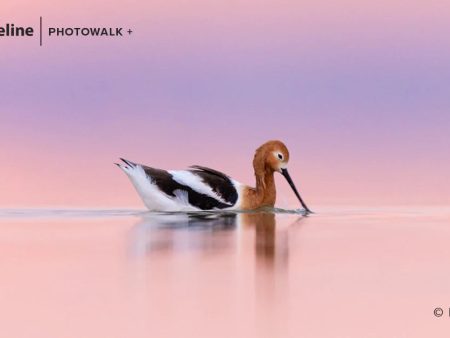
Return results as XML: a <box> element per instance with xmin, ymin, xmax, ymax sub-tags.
<box><xmin>116</xmin><ymin>140</ymin><xmax>312</xmax><ymax>213</ymax></box>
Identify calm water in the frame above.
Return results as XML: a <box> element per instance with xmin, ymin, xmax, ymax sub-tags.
<box><xmin>1</xmin><ymin>207</ymin><xmax>449</xmax><ymax>338</ymax></box>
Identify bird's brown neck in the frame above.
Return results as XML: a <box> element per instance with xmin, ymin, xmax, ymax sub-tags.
<box><xmin>242</xmin><ymin>167</ymin><xmax>276</xmax><ymax>210</ymax></box>
<box><xmin>257</xmin><ymin>169</ymin><xmax>276</xmax><ymax>207</ymax></box>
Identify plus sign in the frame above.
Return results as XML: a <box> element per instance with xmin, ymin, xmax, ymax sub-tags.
<box><xmin>127</xmin><ymin>29</ymin><xmax>133</xmax><ymax>35</ymax></box>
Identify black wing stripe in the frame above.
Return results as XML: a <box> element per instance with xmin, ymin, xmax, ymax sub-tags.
<box><xmin>189</xmin><ymin>165</ymin><xmax>231</xmax><ymax>179</ymax></box>
<box><xmin>189</xmin><ymin>166</ymin><xmax>238</xmax><ymax>205</ymax></box>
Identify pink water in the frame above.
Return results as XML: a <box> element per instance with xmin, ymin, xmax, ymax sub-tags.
<box><xmin>1</xmin><ymin>207</ymin><xmax>449</xmax><ymax>338</ymax></box>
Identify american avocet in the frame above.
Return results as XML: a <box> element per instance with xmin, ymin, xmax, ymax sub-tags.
<box><xmin>116</xmin><ymin>140</ymin><xmax>312</xmax><ymax>213</ymax></box>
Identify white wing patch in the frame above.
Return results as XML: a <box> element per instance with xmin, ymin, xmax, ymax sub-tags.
<box><xmin>168</xmin><ymin>170</ymin><xmax>229</xmax><ymax>205</ymax></box>
<box><xmin>173</xmin><ymin>189</ymin><xmax>191</xmax><ymax>207</ymax></box>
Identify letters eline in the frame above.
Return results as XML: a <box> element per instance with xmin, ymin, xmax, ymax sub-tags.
<box><xmin>0</xmin><ymin>23</ymin><xmax>34</xmax><ymax>37</ymax></box>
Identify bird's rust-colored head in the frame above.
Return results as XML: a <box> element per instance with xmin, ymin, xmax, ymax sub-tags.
<box><xmin>253</xmin><ymin>140</ymin><xmax>290</xmax><ymax>174</ymax></box>
<box><xmin>253</xmin><ymin>140</ymin><xmax>312</xmax><ymax>214</ymax></box>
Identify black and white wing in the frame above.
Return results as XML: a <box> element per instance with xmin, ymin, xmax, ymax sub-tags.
<box><xmin>117</xmin><ymin>159</ymin><xmax>240</xmax><ymax>211</ymax></box>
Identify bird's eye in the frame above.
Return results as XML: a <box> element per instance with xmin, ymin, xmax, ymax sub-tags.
<box><xmin>277</xmin><ymin>153</ymin><xmax>283</xmax><ymax>160</ymax></box>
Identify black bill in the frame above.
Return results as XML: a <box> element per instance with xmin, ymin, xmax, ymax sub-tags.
<box><xmin>280</xmin><ymin>168</ymin><xmax>312</xmax><ymax>214</ymax></box>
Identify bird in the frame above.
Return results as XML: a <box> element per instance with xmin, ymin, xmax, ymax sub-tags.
<box><xmin>116</xmin><ymin>140</ymin><xmax>312</xmax><ymax>213</ymax></box>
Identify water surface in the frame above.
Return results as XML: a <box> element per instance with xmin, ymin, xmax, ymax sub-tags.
<box><xmin>1</xmin><ymin>207</ymin><xmax>449</xmax><ymax>338</ymax></box>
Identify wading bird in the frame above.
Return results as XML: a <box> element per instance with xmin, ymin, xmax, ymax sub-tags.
<box><xmin>117</xmin><ymin>140</ymin><xmax>311</xmax><ymax>213</ymax></box>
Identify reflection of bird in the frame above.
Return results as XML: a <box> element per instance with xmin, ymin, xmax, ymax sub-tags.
<box><xmin>128</xmin><ymin>213</ymin><xmax>237</xmax><ymax>256</ymax></box>
<box><xmin>242</xmin><ymin>212</ymin><xmax>277</xmax><ymax>262</ymax></box>
<box><xmin>117</xmin><ymin>140</ymin><xmax>311</xmax><ymax>213</ymax></box>
<box><xmin>240</xmin><ymin>212</ymin><xmax>295</xmax><ymax>271</ymax></box>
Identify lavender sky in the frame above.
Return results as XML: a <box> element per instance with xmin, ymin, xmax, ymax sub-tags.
<box><xmin>1</xmin><ymin>0</ymin><xmax>449</xmax><ymax>207</ymax></box>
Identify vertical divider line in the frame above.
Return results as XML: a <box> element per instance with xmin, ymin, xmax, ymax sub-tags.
<box><xmin>40</xmin><ymin>16</ymin><xmax>42</xmax><ymax>46</ymax></box>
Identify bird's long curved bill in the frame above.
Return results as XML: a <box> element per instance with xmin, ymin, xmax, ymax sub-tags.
<box><xmin>281</xmin><ymin>168</ymin><xmax>312</xmax><ymax>214</ymax></box>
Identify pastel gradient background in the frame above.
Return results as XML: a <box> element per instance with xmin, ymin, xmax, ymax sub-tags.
<box><xmin>1</xmin><ymin>0</ymin><xmax>449</xmax><ymax>208</ymax></box>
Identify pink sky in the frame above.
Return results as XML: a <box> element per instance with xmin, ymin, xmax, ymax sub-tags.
<box><xmin>1</xmin><ymin>0</ymin><xmax>449</xmax><ymax>207</ymax></box>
